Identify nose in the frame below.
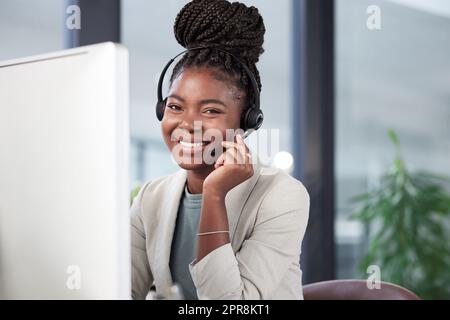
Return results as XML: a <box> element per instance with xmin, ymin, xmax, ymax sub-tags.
<box><xmin>177</xmin><ymin>110</ymin><xmax>202</xmax><ymax>134</ymax></box>
<box><xmin>178</xmin><ymin>119</ymin><xmax>194</xmax><ymax>132</ymax></box>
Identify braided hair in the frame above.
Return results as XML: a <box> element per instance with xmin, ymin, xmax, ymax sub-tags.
<box><xmin>170</xmin><ymin>0</ymin><xmax>265</xmax><ymax>110</ymax></box>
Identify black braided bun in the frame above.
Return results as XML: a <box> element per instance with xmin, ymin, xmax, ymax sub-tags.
<box><xmin>170</xmin><ymin>0</ymin><xmax>265</xmax><ymax>108</ymax></box>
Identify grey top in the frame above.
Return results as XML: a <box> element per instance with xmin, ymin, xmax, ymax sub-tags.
<box><xmin>169</xmin><ymin>185</ymin><xmax>202</xmax><ymax>300</ymax></box>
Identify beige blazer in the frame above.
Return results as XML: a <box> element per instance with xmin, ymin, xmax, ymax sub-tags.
<box><xmin>130</xmin><ymin>159</ymin><xmax>310</xmax><ymax>300</ymax></box>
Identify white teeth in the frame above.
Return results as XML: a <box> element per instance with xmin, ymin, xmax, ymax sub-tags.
<box><xmin>179</xmin><ymin>141</ymin><xmax>205</xmax><ymax>148</ymax></box>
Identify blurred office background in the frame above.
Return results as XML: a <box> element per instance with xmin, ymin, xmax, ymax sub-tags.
<box><xmin>1</xmin><ymin>0</ymin><xmax>449</xmax><ymax>296</ymax></box>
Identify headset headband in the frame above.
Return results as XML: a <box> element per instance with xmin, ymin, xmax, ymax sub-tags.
<box><xmin>157</xmin><ymin>46</ymin><xmax>260</xmax><ymax>111</ymax></box>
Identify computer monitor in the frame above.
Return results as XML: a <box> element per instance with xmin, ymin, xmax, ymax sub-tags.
<box><xmin>0</xmin><ymin>42</ymin><xmax>130</xmax><ymax>299</ymax></box>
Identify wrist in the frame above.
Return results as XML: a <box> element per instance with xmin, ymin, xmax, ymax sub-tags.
<box><xmin>202</xmin><ymin>186</ymin><xmax>227</xmax><ymax>201</ymax></box>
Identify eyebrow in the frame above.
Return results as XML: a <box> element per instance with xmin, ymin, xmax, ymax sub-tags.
<box><xmin>167</xmin><ymin>94</ymin><xmax>227</xmax><ymax>108</ymax></box>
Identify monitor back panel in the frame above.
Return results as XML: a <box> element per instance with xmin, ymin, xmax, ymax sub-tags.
<box><xmin>0</xmin><ymin>42</ymin><xmax>130</xmax><ymax>299</ymax></box>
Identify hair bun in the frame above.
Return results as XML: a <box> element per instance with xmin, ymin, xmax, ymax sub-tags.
<box><xmin>174</xmin><ymin>0</ymin><xmax>265</xmax><ymax>63</ymax></box>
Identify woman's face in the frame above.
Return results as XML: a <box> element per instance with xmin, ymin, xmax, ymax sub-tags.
<box><xmin>161</xmin><ymin>67</ymin><xmax>245</xmax><ymax>171</ymax></box>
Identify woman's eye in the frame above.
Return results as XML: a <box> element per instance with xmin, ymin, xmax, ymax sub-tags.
<box><xmin>167</xmin><ymin>104</ymin><xmax>182</xmax><ymax>111</ymax></box>
<box><xmin>204</xmin><ymin>109</ymin><xmax>221</xmax><ymax>114</ymax></box>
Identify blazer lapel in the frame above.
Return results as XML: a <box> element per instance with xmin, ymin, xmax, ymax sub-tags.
<box><xmin>225</xmin><ymin>158</ymin><xmax>261</xmax><ymax>246</ymax></box>
<box><xmin>153</xmin><ymin>169</ymin><xmax>187</xmax><ymax>295</ymax></box>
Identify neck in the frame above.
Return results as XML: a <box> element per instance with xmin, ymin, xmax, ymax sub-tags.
<box><xmin>186</xmin><ymin>166</ymin><xmax>215</xmax><ymax>194</ymax></box>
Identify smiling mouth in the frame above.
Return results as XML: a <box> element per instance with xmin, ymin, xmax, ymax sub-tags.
<box><xmin>179</xmin><ymin>141</ymin><xmax>208</xmax><ymax>148</ymax></box>
<box><xmin>177</xmin><ymin>139</ymin><xmax>214</xmax><ymax>152</ymax></box>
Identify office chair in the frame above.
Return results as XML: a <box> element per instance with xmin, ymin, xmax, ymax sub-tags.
<box><xmin>303</xmin><ymin>279</ymin><xmax>420</xmax><ymax>300</ymax></box>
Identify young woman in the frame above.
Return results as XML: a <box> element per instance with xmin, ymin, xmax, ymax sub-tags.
<box><xmin>131</xmin><ymin>0</ymin><xmax>309</xmax><ymax>300</ymax></box>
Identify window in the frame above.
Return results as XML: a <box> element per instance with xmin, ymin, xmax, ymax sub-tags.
<box><xmin>335</xmin><ymin>0</ymin><xmax>450</xmax><ymax>278</ymax></box>
<box><xmin>0</xmin><ymin>0</ymin><xmax>64</xmax><ymax>61</ymax></box>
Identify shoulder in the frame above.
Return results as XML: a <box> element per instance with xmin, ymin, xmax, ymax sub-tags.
<box><xmin>131</xmin><ymin>170</ymin><xmax>183</xmax><ymax>215</ymax></box>
<box><xmin>256</xmin><ymin>166</ymin><xmax>309</xmax><ymax>211</ymax></box>
<box><xmin>251</xmin><ymin>166</ymin><xmax>310</xmax><ymax>225</ymax></box>
<box><xmin>140</xmin><ymin>173</ymin><xmax>178</xmax><ymax>199</ymax></box>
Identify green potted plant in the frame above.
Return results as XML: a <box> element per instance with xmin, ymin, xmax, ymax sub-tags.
<box><xmin>130</xmin><ymin>185</ymin><xmax>142</xmax><ymax>206</ymax></box>
<box><xmin>351</xmin><ymin>129</ymin><xmax>450</xmax><ymax>299</ymax></box>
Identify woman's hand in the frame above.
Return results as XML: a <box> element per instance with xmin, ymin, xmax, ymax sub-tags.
<box><xmin>196</xmin><ymin>134</ymin><xmax>253</xmax><ymax>263</ymax></box>
<box><xmin>203</xmin><ymin>134</ymin><xmax>254</xmax><ymax>197</ymax></box>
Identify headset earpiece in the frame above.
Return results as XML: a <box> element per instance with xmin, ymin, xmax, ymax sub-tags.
<box><xmin>241</xmin><ymin>105</ymin><xmax>264</xmax><ymax>131</ymax></box>
<box><xmin>155</xmin><ymin>98</ymin><xmax>167</xmax><ymax>121</ymax></box>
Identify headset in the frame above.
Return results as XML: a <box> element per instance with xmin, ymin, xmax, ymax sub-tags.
<box><xmin>155</xmin><ymin>46</ymin><xmax>264</xmax><ymax>136</ymax></box>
